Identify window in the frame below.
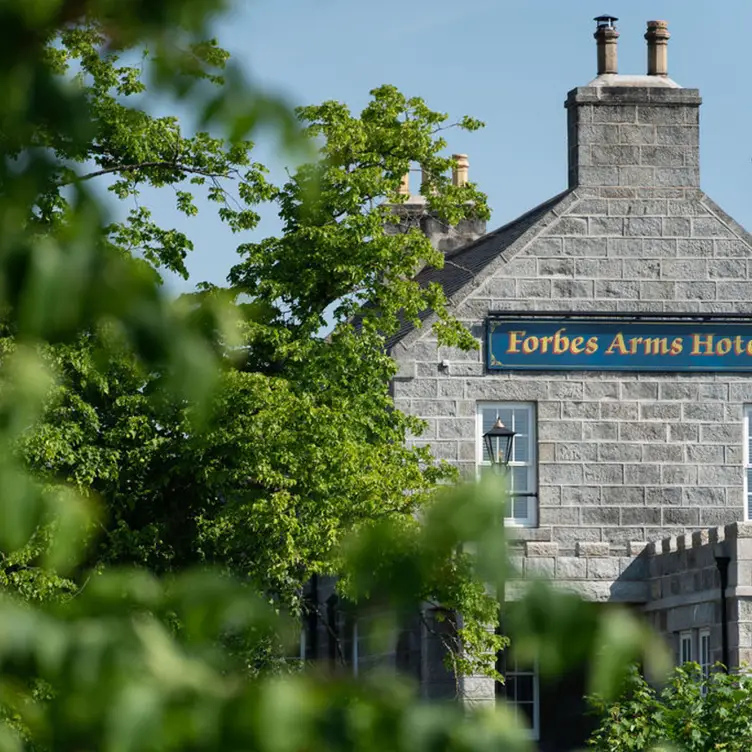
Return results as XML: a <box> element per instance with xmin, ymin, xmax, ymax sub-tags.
<box><xmin>497</xmin><ymin>654</ymin><xmax>540</xmax><ymax>740</ymax></box>
<box><xmin>679</xmin><ymin>631</ymin><xmax>693</xmax><ymax>664</ymax></box>
<box><xmin>477</xmin><ymin>403</ymin><xmax>537</xmax><ymax>526</ymax></box>
<box><xmin>699</xmin><ymin>629</ymin><xmax>711</xmax><ymax>679</ymax></box>
<box><xmin>745</xmin><ymin>406</ymin><xmax>752</xmax><ymax>520</ymax></box>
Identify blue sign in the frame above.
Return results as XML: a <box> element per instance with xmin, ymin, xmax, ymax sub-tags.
<box><xmin>487</xmin><ymin>319</ymin><xmax>752</xmax><ymax>372</ymax></box>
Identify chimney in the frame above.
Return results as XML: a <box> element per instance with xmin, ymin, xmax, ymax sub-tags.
<box><xmin>398</xmin><ymin>171</ymin><xmax>410</xmax><ymax>195</ymax></box>
<box><xmin>645</xmin><ymin>20</ymin><xmax>670</xmax><ymax>76</ymax></box>
<box><xmin>385</xmin><ymin>158</ymin><xmax>486</xmax><ymax>253</ymax></box>
<box><xmin>565</xmin><ymin>17</ymin><xmax>701</xmax><ymax>190</ymax></box>
<box><xmin>594</xmin><ymin>15</ymin><xmax>619</xmax><ymax>75</ymax></box>
<box><xmin>452</xmin><ymin>154</ymin><xmax>469</xmax><ymax>186</ymax></box>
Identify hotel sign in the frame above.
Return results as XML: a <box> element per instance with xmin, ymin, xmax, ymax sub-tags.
<box><xmin>487</xmin><ymin>318</ymin><xmax>752</xmax><ymax>372</ymax></box>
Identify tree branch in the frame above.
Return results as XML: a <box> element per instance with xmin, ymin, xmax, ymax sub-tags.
<box><xmin>61</xmin><ymin>161</ymin><xmax>235</xmax><ymax>186</ymax></box>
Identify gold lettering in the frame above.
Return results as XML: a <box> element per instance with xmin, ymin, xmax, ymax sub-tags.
<box><xmin>605</xmin><ymin>333</ymin><xmax>628</xmax><ymax>355</ymax></box>
<box><xmin>522</xmin><ymin>336</ymin><xmax>539</xmax><ymax>354</ymax></box>
<box><xmin>642</xmin><ymin>337</ymin><xmax>669</xmax><ymax>356</ymax></box>
<box><xmin>570</xmin><ymin>336</ymin><xmax>585</xmax><ymax>354</ymax></box>
<box><xmin>691</xmin><ymin>333</ymin><xmax>714</xmax><ymax>355</ymax></box>
<box><xmin>553</xmin><ymin>328</ymin><xmax>569</xmax><ymax>355</ymax></box>
<box><xmin>669</xmin><ymin>337</ymin><xmax>683</xmax><ymax>356</ymax></box>
<box><xmin>585</xmin><ymin>336</ymin><xmax>599</xmax><ymax>355</ymax></box>
<box><xmin>507</xmin><ymin>331</ymin><xmax>526</xmax><ymax>354</ymax></box>
<box><xmin>539</xmin><ymin>335</ymin><xmax>553</xmax><ymax>353</ymax></box>
<box><xmin>717</xmin><ymin>337</ymin><xmax>732</xmax><ymax>356</ymax></box>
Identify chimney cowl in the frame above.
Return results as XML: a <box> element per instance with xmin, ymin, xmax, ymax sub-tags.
<box><xmin>645</xmin><ymin>20</ymin><xmax>670</xmax><ymax>76</ymax></box>
<box><xmin>452</xmin><ymin>154</ymin><xmax>469</xmax><ymax>187</ymax></box>
<box><xmin>593</xmin><ymin>15</ymin><xmax>619</xmax><ymax>75</ymax></box>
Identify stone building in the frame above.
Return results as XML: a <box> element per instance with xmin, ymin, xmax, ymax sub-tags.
<box><xmin>381</xmin><ymin>15</ymin><xmax>752</xmax><ymax>751</ymax></box>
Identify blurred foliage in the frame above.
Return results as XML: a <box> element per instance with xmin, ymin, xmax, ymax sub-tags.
<box><xmin>0</xmin><ymin>0</ymin><xmax>670</xmax><ymax>749</ymax></box>
<box><xmin>588</xmin><ymin>663</ymin><xmax>752</xmax><ymax>752</ymax></box>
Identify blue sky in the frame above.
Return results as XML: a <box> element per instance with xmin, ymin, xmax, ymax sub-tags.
<box><xmin>147</xmin><ymin>1</ymin><xmax>752</xmax><ymax>291</ymax></box>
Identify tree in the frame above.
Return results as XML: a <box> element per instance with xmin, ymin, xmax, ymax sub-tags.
<box><xmin>11</xmin><ymin>4</ymin><xmax>508</xmax><ymax>676</ymax></box>
<box><xmin>0</xmin><ymin>2</ymin><xmax>668</xmax><ymax>749</ymax></box>
<box><xmin>588</xmin><ymin>663</ymin><xmax>752</xmax><ymax>751</ymax></box>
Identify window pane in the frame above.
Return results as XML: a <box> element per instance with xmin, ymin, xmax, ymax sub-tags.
<box><xmin>515</xmin><ymin>675</ymin><xmax>534</xmax><ymax>702</ymax></box>
<box><xmin>513</xmin><ymin>435</ymin><xmax>529</xmax><ymax>463</ymax></box>
<box><xmin>512</xmin><ymin>495</ymin><xmax>529</xmax><ymax>520</ymax></box>
<box><xmin>513</xmin><ymin>409</ymin><xmax>529</xmax><ymax>436</ymax></box>
<box><xmin>511</xmin><ymin>466</ymin><xmax>529</xmax><ymax>492</ymax></box>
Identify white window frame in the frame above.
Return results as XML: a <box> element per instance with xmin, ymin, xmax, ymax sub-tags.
<box><xmin>699</xmin><ymin>629</ymin><xmax>711</xmax><ymax>680</ymax></box>
<box><xmin>679</xmin><ymin>631</ymin><xmax>693</xmax><ymax>665</ymax></box>
<box><xmin>502</xmin><ymin>657</ymin><xmax>540</xmax><ymax>741</ymax></box>
<box><xmin>745</xmin><ymin>406</ymin><xmax>752</xmax><ymax>521</ymax></box>
<box><xmin>476</xmin><ymin>402</ymin><xmax>537</xmax><ymax>527</ymax></box>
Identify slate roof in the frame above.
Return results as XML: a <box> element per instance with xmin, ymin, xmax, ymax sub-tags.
<box><xmin>385</xmin><ymin>189</ymin><xmax>572</xmax><ymax>351</ymax></box>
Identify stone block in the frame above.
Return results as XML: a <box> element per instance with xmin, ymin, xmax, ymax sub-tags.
<box><xmin>677</xmin><ymin>238</ymin><xmax>713</xmax><ymax>257</ymax></box>
<box><xmin>661</xmin><ymin>259</ymin><xmax>707</xmax><ymax>279</ymax></box>
<box><xmin>584</xmin><ymin>464</ymin><xmax>625</xmax><ymax>485</ymax></box>
<box><xmin>619</xmin><ymin>166</ymin><xmax>656</xmax><ymax>186</ymax></box>
<box><xmin>582</xmin><ymin>507</ymin><xmax>620</xmax><ymax>525</ymax></box>
<box><xmin>551</xmin><ymin>279</ymin><xmax>594</xmax><ymax>298</ymax></box>
<box><xmin>624</xmin><ymin>217</ymin><xmax>662</xmax><ymax>237</ymax></box>
<box><xmin>639</xmin><ymin>403</ymin><xmax>681</xmax><ymax>421</ymax></box>
<box><xmin>553</xmin><ymin>527</ymin><xmax>603</xmax><ymax>546</ymax></box>
<box><xmin>661</xmin><ymin>464</ymin><xmax>698</xmax><ymax>485</ymax></box>
<box><xmin>714</xmin><ymin>239</ymin><xmax>748</xmax><ymax>257</ymax></box>
<box><xmin>627</xmin><ymin>541</ymin><xmax>648</xmax><ymax>556</ymax></box>
<box><xmin>692</xmin><ymin>217</ymin><xmax>735</xmax><ymax>238</ymax></box>
<box><xmin>642</xmin><ymin>444</ymin><xmax>683</xmax><ymax>462</ymax></box>
<box><xmin>524</xmin><ymin>557</ymin><xmax>556</xmax><ymax>579</ymax></box>
<box><xmin>601</xmin><ymin>401</ymin><xmax>638</xmax><ymax>419</ymax></box>
<box><xmin>619</xmin><ymin>124</ymin><xmax>656</xmax><ymax>144</ymax></box>
<box><xmin>556</xmin><ymin>556</ymin><xmax>588</xmax><ymax>580</ymax></box>
<box><xmin>588</xmin><ymin>557</ymin><xmax>621</xmax><ymax>580</ymax></box>
<box><xmin>556</xmin><ymin>442</ymin><xmax>597</xmax><ymax>462</ymax></box>
<box><xmin>641</xmin><ymin>280</ymin><xmax>676</xmax><ymax>299</ymax></box>
<box><xmin>662</xmin><ymin>508</ymin><xmax>700</xmax><ymax>526</ymax></box>
<box><xmin>624</xmin><ymin>464</ymin><xmax>662</xmax><ymax>485</ymax></box>
<box><xmin>561</xmin><ymin>401</ymin><xmax>600</xmax><ymax>419</ymax></box>
<box><xmin>701</xmin><ymin>508</ymin><xmax>741</xmax><ymax>526</ymax></box>
<box><xmin>643</xmin><ymin>238</ymin><xmax>678</xmax><ymax>256</ymax></box>
<box><xmin>683</xmin><ymin>486</ymin><xmax>726</xmax><ymax>506</ymax></box>
<box><xmin>539</xmin><ymin>507</ymin><xmax>580</xmax><ymax>526</ymax></box>
<box><xmin>437</xmin><ymin>418</ymin><xmax>475</xmax><ymax>439</ymax></box>
<box><xmin>640</xmin><ymin>145</ymin><xmax>685</xmax><ymax>167</ymax></box>
<box><xmin>697</xmin><ymin>465</ymin><xmax>742</xmax><ymax>487</ymax></box>
<box><xmin>658</xmin><ymin>382</ymin><xmax>698</xmax><ymax>400</ymax></box>
<box><xmin>601</xmin><ymin>486</ymin><xmax>645</xmax><ymax>505</ymax></box>
<box><xmin>537</xmin><ymin>257</ymin><xmax>575</xmax><ymax>277</ymax></box>
<box><xmin>597</xmin><ymin>442</ymin><xmax>642</xmax><ymax>462</ymax></box>
<box><xmin>582</xmin><ymin>421</ymin><xmax>619</xmax><ymax>441</ymax></box>
<box><xmin>708</xmin><ymin>259</ymin><xmax>746</xmax><ymax>278</ymax></box>
<box><xmin>589</xmin><ymin>216</ymin><xmax>625</xmax><ymax>236</ymax></box>
<box><xmin>624</xmin><ymin>258</ymin><xmax>660</xmax><ymax>279</ymax></box>
<box><xmin>576</xmin><ymin>542</ymin><xmax>610</xmax><ymax>557</ymax></box>
<box><xmin>518</xmin><ymin>278</ymin><xmax>551</xmax><ymax>298</ymax></box>
<box><xmin>619</xmin><ymin>421</ymin><xmax>667</xmax><ymax>442</ymax></box>
<box><xmin>525</xmin><ymin>542</ymin><xmax>559</xmax><ymax>558</ymax></box>
<box><xmin>654</xmin><ymin>167</ymin><xmax>699</xmax><ymax>187</ymax></box>
<box><xmin>619</xmin><ymin>502</ymin><xmax>661</xmax><ymax>523</ymax></box>
<box><xmin>563</xmin><ymin>237</ymin><xmax>608</xmax><ymax>257</ymax></box>
<box><xmin>561</xmin><ymin>486</ymin><xmax>600</xmax><ymax>506</ymax></box>
<box><xmin>595</xmin><ymin>279</ymin><xmax>639</xmax><ymax>298</ymax></box>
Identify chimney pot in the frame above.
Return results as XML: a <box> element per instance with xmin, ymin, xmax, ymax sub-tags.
<box><xmin>645</xmin><ymin>20</ymin><xmax>670</xmax><ymax>76</ymax></box>
<box><xmin>398</xmin><ymin>172</ymin><xmax>410</xmax><ymax>195</ymax></box>
<box><xmin>452</xmin><ymin>154</ymin><xmax>469</xmax><ymax>186</ymax></box>
<box><xmin>593</xmin><ymin>15</ymin><xmax>619</xmax><ymax>75</ymax></box>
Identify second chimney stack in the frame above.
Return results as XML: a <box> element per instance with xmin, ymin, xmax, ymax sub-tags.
<box><xmin>645</xmin><ymin>20</ymin><xmax>670</xmax><ymax>76</ymax></box>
